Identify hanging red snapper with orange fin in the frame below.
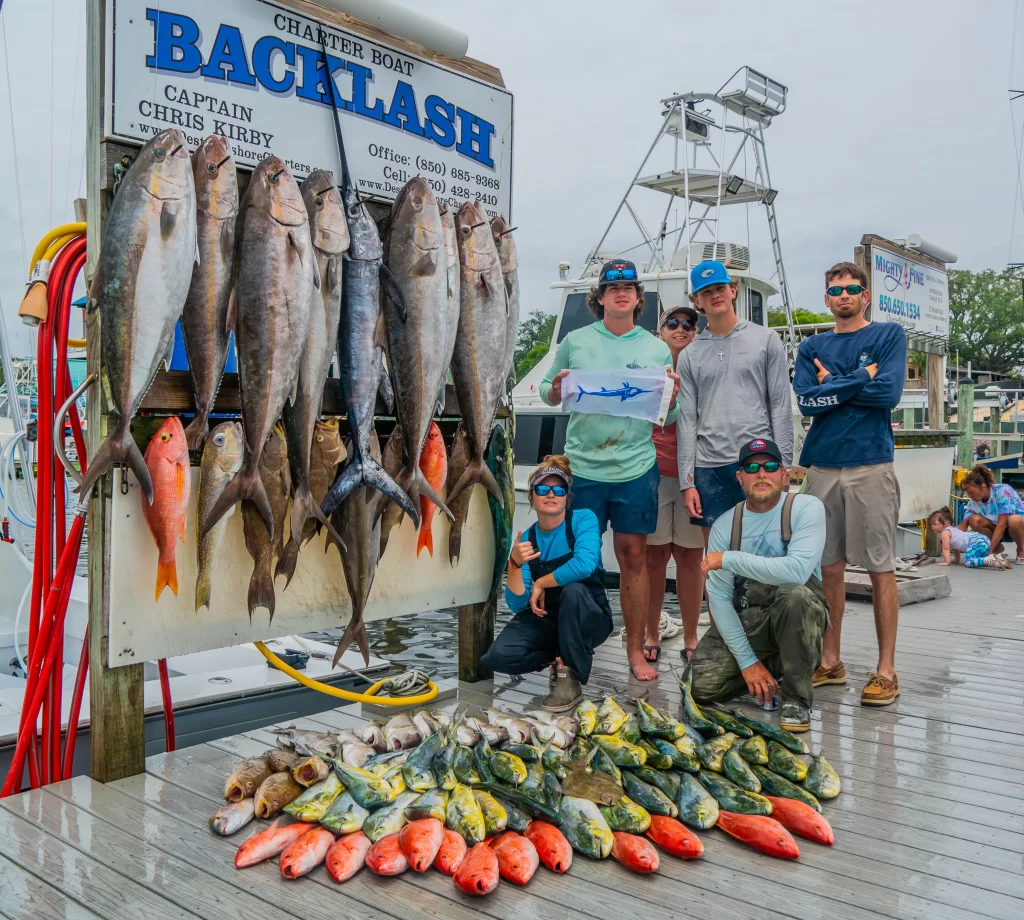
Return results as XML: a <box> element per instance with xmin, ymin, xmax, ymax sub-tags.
<box><xmin>141</xmin><ymin>417</ymin><xmax>190</xmax><ymax>599</ymax></box>
<box><xmin>417</xmin><ymin>423</ymin><xmax>447</xmax><ymax>557</ymax></box>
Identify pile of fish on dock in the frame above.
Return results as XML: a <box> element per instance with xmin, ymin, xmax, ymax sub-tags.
<box><xmin>79</xmin><ymin>127</ymin><xmax>518</xmax><ymax>659</ymax></box>
<box><xmin>212</xmin><ymin>678</ymin><xmax>841</xmax><ymax>893</ymax></box>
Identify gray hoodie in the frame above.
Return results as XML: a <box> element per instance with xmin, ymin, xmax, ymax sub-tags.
<box><xmin>676</xmin><ymin>319</ymin><xmax>793</xmax><ymax>486</ymax></box>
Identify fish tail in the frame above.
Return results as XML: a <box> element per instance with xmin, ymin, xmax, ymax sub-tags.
<box><xmin>417</xmin><ymin>523</ymin><xmax>433</xmax><ymax>558</ymax></box>
<box><xmin>289</xmin><ymin>486</ymin><xmax>347</xmax><ymax>564</ymax></box>
<box><xmin>366</xmin><ymin>459</ymin><xmax>420</xmax><ymax>528</ymax></box>
<box><xmin>275</xmin><ymin>539</ymin><xmax>299</xmax><ymax>588</ymax></box>
<box><xmin>201</xmin><ymin>467</ymin><xmax>272</xmax><ymax>541</ymax></box>
<box><xmin>446</xmin><ymin>459</ymin><xmax>503</xmax><ymax>509</ymax></box>
<box><xmin>195</xmin><ymin>569</ymin><xmax>211</xmax><ymax>613</ymax></box>
<box><xmin>321</xmin><ymin>461</ymin><xmax>361</xmax><ymax>517</ymax></box>
<box><xmin>575</xmin><ymin>388</ymin><xmax>586</xmax><ymax>403</ymax></box>
<box><xmin>248</xmin><ymin>562</ymin><xmax>275</xmax><ymax>621</ymax></box>
<box><xmin>183</xmin><ymin>415</ymin><xmax>209</xmax><ymax>452</ymax></box>
<box><xmin>156</xmin><ymin>557</ymin><xmax>179</xmax><ymax>600</ymax></box>
<box><xmin>449</xmin><ymin>529</ymin><xmax>463</xmax><ymax>569</ymax></box>
<box><xmin>332</xmin><ymin>615</ymin><xmax>370</xmax><ymax>667</ymax></box>
<box><xmin>77</xmin><ymin>422</ymin><xmax>153</xmax><ymax>504</ymax></box>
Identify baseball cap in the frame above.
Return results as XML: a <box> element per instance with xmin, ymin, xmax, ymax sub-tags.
<box><xmin>528</xmin><ymin>465</ymin><xmax>572</xmax><ymax>490</ymax></box>
<box><xmin>737</xmin><ymin>438</ymin><xmax>784</xmax><ymax>467</ymax></box>
<box><xmin>660</xmin><ymin>305</ymin><xmax>699</xmax><ymax>328</ymax></box>
<box><xmin>690</xmin><ymin>259</ymin><xmax>732</xmax><ymax>294</ymax></box>
<box><xmin>598</xmin><ymin>259</ymin><xmax>639</xmax><ymax>286</ymax></box>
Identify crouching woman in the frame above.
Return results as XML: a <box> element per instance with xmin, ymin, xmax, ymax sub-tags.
<box><xmin>480</xmin><ymin>455</ymin><xmax>613</xmax><ymax>711</ymax></box>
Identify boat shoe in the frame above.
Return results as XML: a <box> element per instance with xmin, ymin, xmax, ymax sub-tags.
<box><xmin>542</xmin><ymin>667</ymin><xmax>583</xmax><ymax>712</ymax></box>
<box><xmin>860</xmin><ymin>672</ymin><xmax>900</xmax><ymax>706</ymax></box>
<box><xmin>812</xmin><ymin>662</ymin><xmax>847</xmax><ymax>687</ymax></box>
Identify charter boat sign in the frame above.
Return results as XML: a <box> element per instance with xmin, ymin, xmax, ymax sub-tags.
<box><xmin>105</xmin><ymin>0</ymin><xmax>514</xmax><ymax>218</ymax></box>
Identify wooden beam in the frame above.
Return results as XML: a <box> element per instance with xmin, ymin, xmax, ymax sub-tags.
<box><xmin>458</xmin><ymin>599</ymin><xmax>495</xmax><ymax>683</ymax></box>
<box><xmin>927</xmin><ymin>352</ymin><xmax>945</xmax><ymax>429</ymax></box>
<box><xmin>956</xmin><ymin>379</ymin><xmax>975</xmax><ymax>470</ymax></box>
<box><xmin>87</xmin><ymin>0</ymin><xmax>145</xmax><ymax>784</ymax></box>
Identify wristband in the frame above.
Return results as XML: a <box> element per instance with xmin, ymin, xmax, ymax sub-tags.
<box><xmin>509</xmin><ymin>559</ymin><xmax>522</xmax><ymax>569</ymax></box>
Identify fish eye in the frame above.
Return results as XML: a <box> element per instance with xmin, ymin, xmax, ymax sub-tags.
<box><xmin>316</xmin><ymin>435</ymin><xmax>324</xmax><ymax>443</ymax></box>
<box><xmin>154</xmin><ymin>148</ymin><xmax>166</xmax><ymax>159</ymax></box>
<box><xmin>207</xmin><ymin>162</ymin><xmax>217</xmax><ymax>174</ymax></box>
<box><xmin>347</xmin><ymin>204</ymin><xmax>360</xmax><ymax>219</ymax></box>
<box><xmin>268</xmin><ymin>173</ymin><xmax>279</xmax><ymax>184</ymax></box>
<box><xmin>213</xmin><ymin>433</ymin><xmax>225</xmax><ymax>446</ymax></box>
<box><xmin>160</xmin><ymin>433</ymin><xmax>169</xmax><ymax>442</ymax></box>
<box><xmin>460</xmin><ymin>226</ymin><xmax>470</xmax><ymax>236</ymax></box>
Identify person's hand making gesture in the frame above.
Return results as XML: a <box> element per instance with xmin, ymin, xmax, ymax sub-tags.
<box><xmin>509</xmin><ymin>530</ymin><xmax>540</xmax><ymax>568</ymax></box>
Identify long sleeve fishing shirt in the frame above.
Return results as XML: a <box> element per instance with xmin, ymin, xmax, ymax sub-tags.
<box><xmin>675</xmin><ymin>320</ymin><xmax>794</xmax><ymax>487</ymax></box>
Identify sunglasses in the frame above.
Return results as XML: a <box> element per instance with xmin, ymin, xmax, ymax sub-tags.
<box><xmin>533</xmin><ymin>484</ymin><xmax>568</xmax><ymax>497</ymax></box>
<box><xmin>742</xmin><ymin>460</ymin><xmax>781</xmax><ymax>474</ymax></box>
<box><xmin>602</xmin><ymin>268</ymin><xmax>638</xmax><ymax>282</ymax></box>
<box><xmin>826</xmin><ymin>284</ymin><xmax>865</xmax><ymax>296</ymax></box>
<box><xmin>664</xmin><ymin>316</ymin><xmax>696</xmax><ymax>332</ymax></box>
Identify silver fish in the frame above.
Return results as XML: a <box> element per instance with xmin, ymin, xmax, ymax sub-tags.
<box><xmin>359</xmin><ymin>721</ymin><xmax>387</xmax><ymax>752</ymax></box>
<box><xmin>413</xmin><ymin>711</ymin><xmax>443</xmax><ymax>738</ymax></box>
<box><xmin>182</xmin><ymin>135</ymin><xmax>238</xmax><ymax>450</ymax></box>
<box><xmin>78</xmin><ymin>128</ymin><xmax>197</xmax><ymax>503</ymax></box>
<box><xmin>209</xmin><ymin>797</ymin><xmax>255</xmax><ymax>836</ymax></box>
<box><xmin>455</xmin><ymin>723</ymin><xmax>481</xmax><ymax>747</ymax></box>
<box><xmin>268</xmin><ymin>726</ymin><xmax>342</xmax><ymax>761</ymax></box>
<box><xmin>491</xmin><ymin>216</ymin><xmax>520</xmax><ymax>392</ymax></box>
<box><xmin>438</xmin><ymin>202</ymin><xmax>461</xmax><ymax>410</ymax></box>
<box><xmin>384</xmin><ymin>712</ymin><xmax>422</xmax><ymax>752</ymax></box>
<box><xmin>195</xmin><ymin>421</ymin><xmax>244</xmax><ymax>613</ymax></box>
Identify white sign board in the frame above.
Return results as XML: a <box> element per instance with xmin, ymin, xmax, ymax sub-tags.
<box><xmin>105</xmin><ymin>0</ymin><xmax>513</xmax><ymax>219</ymax></box>
<box><xmin>870</xmin><ymin>245</ymin><xmax>949</xmax><ymax>337</ymax></box>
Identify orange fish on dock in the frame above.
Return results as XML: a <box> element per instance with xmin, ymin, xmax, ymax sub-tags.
<box><xmin>433</xmin><ymin>828</ymin><xmax>468</xmax><ymax>875</ymax></box>
<box><xmin>716</xmin><ymin>811</ymin><xmax>800</xmax><ymax>859</ymax></box>
<box><xmin>763</xmin><ymin>797</ymin><xmax>834</xmax><ymax>846</ymax></box>
<box><xmin>234</xmin><ymin>819</ymin><xmax>312</xmax><ymax>868</ymax></box>
<box><xmin>326</xmin><ymin>831</ymin><xmax>372</xmax><ymax>883</ymax></box>
<box><xmin>365</xmin><ymin>833</ymin><xmax>409</xmax><ymax>875</ymax></box>
<box><xmin>280</xmin><ymin>826</ymin><xmax>335</xmax><ymax>878</ymax></box>
<box><xmin>399</xmin><ymin>817</ymin><xmax>445</xmax><ymax>872</ymax></box>
<box><xmin>453</xmin><ymin>841</ymin><xmax>500</xmax><ymax>896</ymax></box>
<box><xmin>141</xmin><ymin>416</ymin><xmax>191</xmax><ymax>599</ymax></box>
<box><xmin>416</xmin><ymin>422</ymin><xmax>448</xmax><ymax>557</ymax></box>
<box><xmin>646</xmin><ymin>815</ymin><xmax>704</xmax><ymax>859</ymax></box>
<box><xmin>490</xmin><ymin>831</ymin><xmax>540</xmax><ymax>885</ymax></box>
<box><xmin>524</xmin><ymin>820</ymin><xmax>572</xmax><ymax>873</ymax></box>
<box><xmin>610</xmin><ymin>832</ymin><xmax>660</xmax><ymax>873</ymax></box>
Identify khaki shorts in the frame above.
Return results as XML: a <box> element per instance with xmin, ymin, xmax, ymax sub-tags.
<box><xmin>649</xmin><ymin>475</ymin><xmax>705</xmax><ymax>548</ymax></box>
<box><xmin>803</xmin><ymin>462</ymin><xmax>900</xmax><ymax>571</ymax></box>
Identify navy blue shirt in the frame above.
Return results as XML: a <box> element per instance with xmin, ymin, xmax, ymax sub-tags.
<box><xmin>793</xmin><ymin>322</ymin><xmax>907</xmax><ymax>468</ymax></box>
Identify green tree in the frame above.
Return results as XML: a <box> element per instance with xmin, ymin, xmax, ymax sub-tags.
<box><xmin>514</xmin><ymin>309</ymin><xmax>556</xmax><ymax>379</ymax></box>
<box><xmin>947</xmin><ymin>268</ymin><xmax>1024</xmax><ymax>374</ymax></box>
<box><xmin>767</xmin><ymin>308</ymin><xmax>832</xmax><ymax>327</ymax></box>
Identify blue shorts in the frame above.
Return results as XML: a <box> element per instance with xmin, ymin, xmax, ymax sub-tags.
<box><xmin>570</xmin><ymin>465</ymin><xmax>659</xmax><ymax>535</ymax></box>
<box><xmin>690</xmin><ymin>464</ymin><xmax>744</xmax><ymax>529</ymax></box>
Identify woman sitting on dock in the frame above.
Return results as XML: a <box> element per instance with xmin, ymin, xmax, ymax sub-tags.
<box><xmin>960</xmin><ymin>464</ymin><xmax>1024</xmax><ymax>565</ymax></box>
<box><xmin>480</xmin><ymin>455</ymin><xmax>613</xmax><ymax>712</ymax></box>
<box><xmin>929</xmin><ymin>507</ymin><xmax>1011</xmax><ymax>569</ymax></box>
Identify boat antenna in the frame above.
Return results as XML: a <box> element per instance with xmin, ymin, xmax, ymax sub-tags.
<box><xmin>318</xmin><ymin>34</ymin><xmax>354</xmax><ymax>198</ymax></box>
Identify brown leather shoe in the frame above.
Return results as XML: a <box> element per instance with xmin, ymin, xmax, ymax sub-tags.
<box><xmin>860</xmin><ymin>673</ymin><xmax>900</xmax><ymax>706</ymax></box>
<box><xmin>812</xmin><ymin>662</ymin><xmax>847</xmax><ymax>687</ymax></box>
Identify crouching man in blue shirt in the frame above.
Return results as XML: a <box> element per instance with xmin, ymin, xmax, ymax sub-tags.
<box><xmin>691</xmin><ymin>439</ymin><xmax>828</xmax><ymax>733</ymax></box>
<box><xmin>480</xmin><ymin>455</ymin><xmax>613</xmax><ymax>712</ymax></box>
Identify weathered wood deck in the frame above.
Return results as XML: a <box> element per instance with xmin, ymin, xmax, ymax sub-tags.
<box><xmin>1</xmin><ymin>563</ymin><xmax>1022</xmax><ymax>920</ymax></box>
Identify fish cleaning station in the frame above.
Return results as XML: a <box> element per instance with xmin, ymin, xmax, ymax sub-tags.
<box><xmin>0</xmin><ymin>2</ymin><xmax>1022</xmax><ymax>919</ymax></box>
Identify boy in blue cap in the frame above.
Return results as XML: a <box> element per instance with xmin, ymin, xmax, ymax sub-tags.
<box><xmin>676</xmin><ymin>260</ymin><xmax>793</xmax><ymax>536</ymax></box>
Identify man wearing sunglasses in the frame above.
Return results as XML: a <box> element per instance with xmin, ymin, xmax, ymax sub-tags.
<box><xmin>691</xmin><ymin>438</ymin><xmax>827</xmax><ymax>732</ymax></box>
<box><xmin>793</xmin><ymin>261</ymin><xmax>907</xmax><ymax>707</ymax></box>
<box><xmin>541</xmin><ymin>259</ymin><xmax>680</xmax><ymax>682</ymax></box>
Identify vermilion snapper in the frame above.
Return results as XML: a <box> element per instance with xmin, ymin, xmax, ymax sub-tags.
<box><xmin>453</xmin><ymin>841</ymin><xmax>500</xmax><ymax>896</ymax></box>
<box><xmin>490</xmin><ymin>831</ymin><xmax>540</xmax><ymax>885</ymax></box>
<box><xmin>365</xmin><ymin>833</ymin><xmax>409</xmax><ymax>875</ymax></box>
<box><xmin>325</xmin><ymin>831</ymin><xmax>372</xmax><ymax>883</ymax></box>
<box><xmin>610</xmin><ymin>832</ymin><xmax>660</xmax><ymax>874</ymax></box>
<box><xmin>398</xmin><ymin>817</ymin><xmax>445</xmax><ymax>872</ymax></box>
<box><xmin>234</xmin><ymin>819</ymin><xmax>312</xmax><ymax>868</ymax></box>
<box><xmin>279</xmin><ymin>826</ymin><xmax>335</xmax><ymax>879</ymax></box>
<box><xmin>141</xmin><ymin>416</ymin><xmax>190</xmax><ymax>600</ymax></box>
<box><xmin>433</xmin><ymin>828</ymin><xmax>467</xmax><ymax>875</ymax></box>
<box><xmin>645</xmin><ymin>815</ymin><xmax>704</xmax><ymax>859</ymax></box>
<box><xmin>523</xmin><ymin>820</ymin><xmax>572</xmax><ymax>873</ymax></box>
<box><xmin>417</xmin><ymin>422</ymin><xmax>447</xmax><ymax>557</ymax></box>
<box><xmin>763</xmin><ymin>797</ymin><xmax>834</xmax><ymax>845</ymax></box>
<box><xmin>715</xmin><ymin>811</ymin><xmax>800</xmax><ymax>859</ymax></box>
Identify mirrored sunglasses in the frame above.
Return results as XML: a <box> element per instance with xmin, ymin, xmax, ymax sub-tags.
<box><xmin>826</xmin><ymin>284</ymin><xmax>864</xmax><ymax>296</ymax></box>
<box><xmin>742</xmin><ymin>460</ymin><xmax>781</xmax><ymax>474</ymax></box>
<box><xmin>533</xmin><ymin>484</ymin><xmax>568</xmax><ymax>497</ymax></box>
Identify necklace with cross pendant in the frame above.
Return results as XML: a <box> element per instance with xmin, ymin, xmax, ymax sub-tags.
<box><xmin>717</xmin><ymin>349</ymin><xmax>725</xmax><ymax>361</ymax></box>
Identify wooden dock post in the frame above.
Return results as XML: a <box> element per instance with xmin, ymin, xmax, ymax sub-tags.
<box><xmin>458</xmin><ymin>596</ymin><xmax>496</xmax><ymax>683</ymax></box>
<box><xmin>956</xmin><ymin>377</ymin><xmax>975</xmax><ymax>470</ymax></box>
<box><xmin>86</xmin><ymin>0</ymin><xmax>145</xmax><ymax>783</ymax></box>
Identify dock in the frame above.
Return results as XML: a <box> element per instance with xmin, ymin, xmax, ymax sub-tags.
<box><xmin>1</xmin><ymin>563</ymin><xmax>1021</xmax><ymax>920</ymax></box>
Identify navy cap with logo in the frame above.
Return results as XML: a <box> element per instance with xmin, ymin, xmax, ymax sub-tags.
<box><xmin>599</xmin><ymin>259</ymin><xmax>639</xmax><ymax>286</ymax></box>
<box><xmin>738</xmin><ymin>438</ymin><xmax>784</xmax><ymax>467</ymax></box>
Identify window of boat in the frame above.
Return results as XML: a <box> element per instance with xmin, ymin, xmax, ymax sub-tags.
<box><xmin>748</xmin><ymin>289</ymin><xmax>764</xmax><ymax>326</ymax></box>
<box><xmin>513</xmin><ymin>413</ymin><xmax>569</xmax><ymax>466</ymax></box>
<box><xmin>556</xmin><ymin>291</ymin><xmax>660</xmax><ymax>343</ymax></box>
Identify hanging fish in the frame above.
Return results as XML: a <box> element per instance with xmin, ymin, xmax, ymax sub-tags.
<box><xmin>141</xmin><ymin>417</ymin><xmax>190</xmax><ymax>600</ymax></box>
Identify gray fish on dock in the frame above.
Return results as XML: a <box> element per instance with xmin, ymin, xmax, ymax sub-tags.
<box><xmin>491</xmin><ymin>216</ymin><xmax>520</xmax><ymax>392</ymax></box>
<box><xmin>195</xmin><ymin>421</ymin><xmax>244</xmax><ymax>613</ymax></box>
<box><xmin>182</xmin><ymin>135</ymin><xmax>238</xmax><ymax>450</ymax></box>
<box><xmin>209</xmin><ymin>797</ymin><xmax>255</xmax><ymax>836</ymax></box>
<box><xmin>78</xmin><ymin>128</ymin><xmax>197</xmax><ymax>504</ymax></box>
<box><xmin>384</xmin><ymin>713</ymin><xmax>422</xmax><ymax>752</ymax></box>
<box><xmin>447</xmin><ymin>200</ymin><xmax>508</xmax><ymax>509</ymax></box>
<box><xmin>200</xmin><ymin>155</ymin><xmax>318</xmax><ymax>542</ymax></box>
<box><xmin>241</xmin><ymin>424</ymin><xmax>290</xmax><ymax>620</ymax></box>
<box><xmin>359</xmin><ymin>721</ymin><xmax>387</xmax><ymax>752</ymax></box>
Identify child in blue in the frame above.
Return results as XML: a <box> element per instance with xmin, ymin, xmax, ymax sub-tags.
<box><xmin>480</xmin><ymin>455</ymin><xmax>612</xmax><ymax>711</ymax></box>
<box><xmin>929</xmin><ymin>507</ymin><xmax>1011</xmax><ymax>569</ymax></box>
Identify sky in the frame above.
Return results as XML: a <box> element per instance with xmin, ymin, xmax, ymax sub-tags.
<box><xmin>1</xmin><ymin>0</ymin><xmax>1024</xmax><ymax>356</ymax></box>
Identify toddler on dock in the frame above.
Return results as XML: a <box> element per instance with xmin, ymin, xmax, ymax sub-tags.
<box><xmin>929</xmin><ymin>508</ymin><xmax>1011</xmax><ymax>570</ymax></box>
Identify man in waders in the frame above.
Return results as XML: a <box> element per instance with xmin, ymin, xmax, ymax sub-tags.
<box><xmin>480</xmin><ymin>456</ymin><xmax>612</xmax><ymax>711</ymax></box>
<box><xmin>690</xmin><ymin>439</ymin><xmax>828</xmax><ymax>732</ymax></box>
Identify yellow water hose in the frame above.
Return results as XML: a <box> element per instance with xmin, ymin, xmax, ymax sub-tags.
<box><xmin>254</xmin><ymin>641</ymin><xmax>440</xmax><ymax>706</ymax></box>
<box><xmin>29</xmin><ymin>222</ymin><xmax>87</xmax><ymax>273</ymax></box>
<box><xmin>42</xmin><ymin>234</ymin><xmax>80</xmax><ymax>264</ymax></box>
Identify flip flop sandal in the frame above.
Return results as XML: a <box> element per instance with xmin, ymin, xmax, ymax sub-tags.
<box><xmin>643</xmin><ymin>644</ymin><xmax>661</xmax><ymax>663</ymax></box>
<box><xmin>680</xmin><ymin>647</ymin><xmax>696</xmax><ymax>662</ymax></box>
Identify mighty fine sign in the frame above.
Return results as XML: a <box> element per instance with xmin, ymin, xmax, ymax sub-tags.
<box><xmin>105</xmin><ymin>0</ymin><xmax>514</xmax><ymax>217</ymax></box>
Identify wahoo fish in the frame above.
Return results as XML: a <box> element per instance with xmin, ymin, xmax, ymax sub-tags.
<box><xmin>320</xmin><ymin>170</ymin><xmax>415</xmax><ymax>527</ymax></box>
<box><xmin>447</xmin><ymin>200</ymin><xmax>508</xmax><ymax>509</ymax></box>
<box><xmin>195</xmin><ymin>421</ymin><xmax>244</xmax><ymax>613</ymax></box>
<box><xmin>491</xmin><ymin>215</ymin><xmax>520</xmax><ymax>392</ymax></box>
<box><xmin>181</xmin><ymin>135</ymin><xmax>238</xmax><ymax>450</ymax></box>
<box><xmin>200</xmin><ymin>155</ymin><xmax>318</xmax><ymax>542</ymax></box>
<box><xmin>382</xmin><ymin>177</ymin><xmax>455</xmax><ymax>524</ymax></box>
<box><xmin>278</xmin><ymin>170</ymin><xmax>349</xmax><ymax>584</ymax></box>
<box><xmin>78</xmin><ymin>128</ymin><xmax>197</xmax><ymax>504</ymax></box>
<box><xmin>241</xmin><ymin>424</ymin><xmax>291</xmax><ymax>620</ymax></box>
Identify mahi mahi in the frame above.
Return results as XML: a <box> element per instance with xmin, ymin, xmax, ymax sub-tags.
<box><xmin>181</xmin><ymin>135</ymin><xmax>238</xmax><ymax>450</ymax></box>
<box><xmin>486</xmin><ymin>423</ymin><xmax>515</xmax><ymax>598</ymax></box>
<box><xmin>195</xmin><ymin>420</ymin><xmax>244</xmax><ymax>612</ymax></box>
<box><xmin>200</xmin><ymin>156</ymin><xmax>318</xmax><ymax>542</ymax></box>
<box><xmin>78</xmin><ymin>128</ymin><xmax>197</xmax><ymax>504</ymax></box>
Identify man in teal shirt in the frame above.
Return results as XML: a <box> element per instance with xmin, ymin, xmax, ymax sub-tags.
<box><xmin>541</xmin><ymin>260</ymin><xmax>679</xmax><ymax>682</ymax></box>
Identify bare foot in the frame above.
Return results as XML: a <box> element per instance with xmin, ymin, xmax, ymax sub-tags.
<box><xmin>629</xmin><ymin>654</ymin><xmax>658</xmax><ymax>681</ymax></box>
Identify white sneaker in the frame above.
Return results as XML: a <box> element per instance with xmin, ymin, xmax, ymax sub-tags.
<box><xmin>983</xmin><ymin>555</ymin><xmax>1010</xmax><ymax>570</ymax></box>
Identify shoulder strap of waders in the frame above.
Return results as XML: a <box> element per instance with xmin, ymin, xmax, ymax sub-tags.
<box><xmin>780</xmin><ymin>492</ymin><xmax>797</xmax><ymax>552</ymax></box>
<box><xmin>729</xmin><ymin>501</ymin><xmax>746</xmax><ymax>552</ymax></box>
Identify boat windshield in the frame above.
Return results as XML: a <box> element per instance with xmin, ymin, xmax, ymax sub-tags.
<box><xmin>556</xmin><ymin>291</ymin><xmax>661</xmax><ymax>343</ymax></box>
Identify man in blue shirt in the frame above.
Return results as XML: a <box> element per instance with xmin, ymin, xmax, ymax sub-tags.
<box><xmin>793</xmin><ymin>261</ymin><xmax>907</xmax><ymax>707</ymax></box>
<box><xmin>692</xmin><ymin>438</ymin><xmax>827</xmax><ymax>732</ymax></box>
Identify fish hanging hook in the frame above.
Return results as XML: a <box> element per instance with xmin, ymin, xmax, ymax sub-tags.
<box><xmin>52</xmin><ymin>373</ymin><xmax>97</xmax><ymax>490</ymax></box>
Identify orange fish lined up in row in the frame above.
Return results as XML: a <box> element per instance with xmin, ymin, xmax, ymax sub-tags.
<box><xmin>141</xmin><ymin>417</ymin><xmax>190</xmax><ymax>600</ymax></box>
<box><xmin>417</xmin><ymin>422</ymin><xmax>448</xmax><ymax>557</ymax></box>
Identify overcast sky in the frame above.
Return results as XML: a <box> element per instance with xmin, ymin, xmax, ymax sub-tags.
<box><xmin>1</xmin><ymin>0</ymin><xmax>1023</xmax><ymax>356</ymax></box>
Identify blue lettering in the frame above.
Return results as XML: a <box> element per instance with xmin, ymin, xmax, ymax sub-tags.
<box><xmin>455</xmin><ymin>108</ymin><xmax>495</xmax><ymax>168</ymax></box>
<box><xmin>295</xmin><ymin>45</ymin><xmax>336</xmax><ymax>105</ymax></box>
<box><xmin>348</xmin><ymin>62</ymin><xmax>383</xmax><ymax>120</ymax></box>
<box><xmin>145</xmin><ymin>9</ymin><xmax>202</xmax><ymax>73</ymax></box>
<box><xmin>200</xmin><ymin>25</ymin><xmax>256</xmax><ymax>86</ymax></box>
<box><xmin>251</xmin><ymin>36</ymin><xmax>295</xmax><ymax>94</ymax></box>
<box><xmin>424</xmin><ymin>95</ymin><xmax>456</xmax><ymax>148</ymax></box>
<box><xmin>382</xmin><ymin>81</ymin><xmax>425</xmax><ymax>137</ymax></box>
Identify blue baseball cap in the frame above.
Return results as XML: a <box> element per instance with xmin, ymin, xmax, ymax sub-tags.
<box><xmin>690</xmin><ymin>260</ymin><xmax>732</xmax><ymax>294</ymax></box>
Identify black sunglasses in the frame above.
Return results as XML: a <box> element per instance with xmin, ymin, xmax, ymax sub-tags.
<box><xmin>742</xmin><ymin>460</ymin><xmax>781</xmax><ymax>474</ymax></box>
<box><xmin>664</xmin><ymin>316</ymin><xmax>696</xmax><ymax>332</ymax></box>
<box><xmin>533</xmin><ymin>484</ymin><xmax>567</xmax><ymax>497</ymax></box>
<box><xmin>826</xmin><ymin>284</ymin><xmax>865</xmax><ymax>296</ymax></box>
<box><xmin>602</xmin><ymin>268</ymin><xmax>638</xmax><ymax>282</ymax></box>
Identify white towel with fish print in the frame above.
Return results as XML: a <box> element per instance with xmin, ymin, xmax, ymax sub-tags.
<box><xmin>560</xmin><ymin>368</ymin><xmax>674</xmax><ymax>425</ymax></box>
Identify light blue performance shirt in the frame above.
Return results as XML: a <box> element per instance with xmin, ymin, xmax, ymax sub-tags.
<box><xmin>706</xmin><ymin>494</ymin><xmax>826</xmax><ymax>670</ymax></box>
<box><xmin>505</xmin><ymin>510</ymin><xmax>603</xmax><ymax>613</ymax></box>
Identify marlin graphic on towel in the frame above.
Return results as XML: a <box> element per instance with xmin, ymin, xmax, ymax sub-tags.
<box><xmin>576</xmin><ymin>382</ymin><xmax>654</xmax><ymax>402</ymax></box>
